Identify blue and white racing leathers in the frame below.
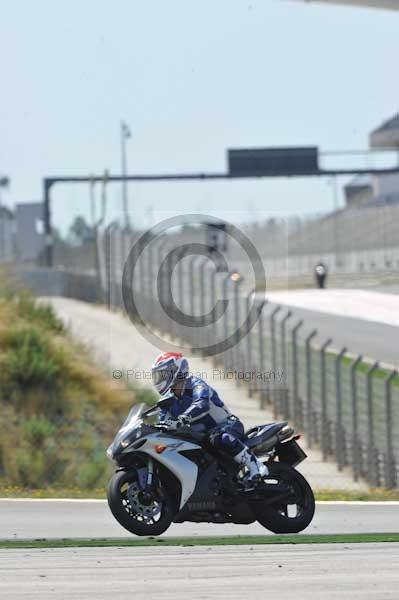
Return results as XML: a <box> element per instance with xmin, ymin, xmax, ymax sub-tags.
<box><xmin>158</xmin><ymin>375</ymin><xmax>245</xmax><ymax>456</ymax></box>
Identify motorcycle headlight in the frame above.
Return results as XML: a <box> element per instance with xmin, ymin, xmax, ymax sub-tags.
<box><xmin>121</xmin><ymin>439</ymin><xmax>130</xmax><ymax>448</ymax></box>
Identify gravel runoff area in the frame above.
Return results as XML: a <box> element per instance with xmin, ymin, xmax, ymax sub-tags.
<box><xmin>44</xmin><ymin>297</ymin><xmax>367</xmax><ymax>491</ymax></box>
<box><xmin>1</xmin><ymin>543</ymin><xmax>398</xmax><ymax>600</ymax></box>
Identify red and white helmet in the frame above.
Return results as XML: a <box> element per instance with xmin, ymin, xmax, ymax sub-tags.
<box><xmin>151</xmin><ymin>352</ymin><xmax>189</xmax><ymax>396</ymax></box>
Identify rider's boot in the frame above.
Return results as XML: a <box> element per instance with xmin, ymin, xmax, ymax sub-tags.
<box><xmin>233</xmin><ymin>446</ymin><xmax>269</xmax><ymax>488</ymax></box>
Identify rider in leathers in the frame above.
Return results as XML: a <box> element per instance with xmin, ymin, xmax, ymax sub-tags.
<box><xmin>151</xmin><ymin>352</ymin><xmax>268</xmax><ymax>486</ymax></box>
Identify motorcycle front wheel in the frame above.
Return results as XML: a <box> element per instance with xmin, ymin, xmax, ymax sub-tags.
<box><xmin>107</xmin><ymin>469</ymin><xmax>176</xmax><ymax>536</ymax></box>
<box><xmin>254</xmin><ymin>462</ymin><xmax>315</xmax><ymax>534</ymax></box>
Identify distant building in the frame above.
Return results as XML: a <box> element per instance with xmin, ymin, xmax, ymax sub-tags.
<box><xmin>15</xmin><ymin>202</ymin><xmax>45</xmax><ymax>262</ymax></box>
<box><xmin>344</xmin><ymin>113</ymin><xmax>399</xmax><ymax>208</ymax></box>
<box><xmin>344</xmin><ymin>175</ymin><xmax>373</xmax><ymax>208</ymax></box>
<box><xmin>370</xmin><ymin>114</ymin><xmax>399</xmax><ymax>148</ymax></box>
<box><xmin>0</xmin><ymin>205</ymin><xmax>15</xmax><ymax>262</ymax></box>
<box><xmin>370</xmin><ymin>114</ymin><xmax>399</xmax><ymax>204</ymax></box>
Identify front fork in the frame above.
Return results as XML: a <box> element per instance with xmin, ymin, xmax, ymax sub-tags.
<box><xmin>146</xmin><ymin>457</ymin><xmax>154</xmax><ymax>487</ymax></box>
<box><xmin>135</xmin><ymin>457</ymin><xmax>155</xmax><ymax>491</ymax></box>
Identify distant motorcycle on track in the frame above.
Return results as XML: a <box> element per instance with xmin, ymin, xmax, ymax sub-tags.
<box><xmin>106</xmin><ymin>397</ymin><xmax>315</xmax><ymax>536</ymax></box>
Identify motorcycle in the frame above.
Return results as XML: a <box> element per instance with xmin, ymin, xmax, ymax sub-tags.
<box><xmin>106</xmin><ymin>397</ymin><xmax>315</xmax><ymax>536</ymax></box>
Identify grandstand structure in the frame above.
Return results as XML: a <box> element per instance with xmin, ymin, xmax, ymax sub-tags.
<box><xmin>344</xmin><ymin>115</ymin><xmax>399</xmax><ymax>211</ymax></box>
<box><xmin>241</xmin><ymin>114</ymin><xmax>399</xmax><ymax>280</ymax></box>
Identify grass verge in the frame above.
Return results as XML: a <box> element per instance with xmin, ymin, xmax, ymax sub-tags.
<box><xmin>1</xmin><ymin>533</ymin><xmax>399</xmax><ymax>549</ymax></box>
<box><xmin>0</xmin><ymin>277</ymin><xmax>157</xmax><ymax>493</ymax></box>
<box><xmin>314</xmin><ymin>489</ymin><xmax>399</xmax><ymax>502</ymax></box>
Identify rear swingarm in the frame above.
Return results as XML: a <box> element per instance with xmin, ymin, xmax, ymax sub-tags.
<box><xmin>244</xmin><ymin>483</ymin><xmax>294</xmax><ymax>506</ymax></box>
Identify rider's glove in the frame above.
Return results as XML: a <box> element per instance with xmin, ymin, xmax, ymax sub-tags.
<box><xmin>163</xmin><ymin>414</ymin><xmax>191</xmax><ymax>430</ymax></box>
<box><xmin>177</xmin><ymin>414</ymin><xmax>192</xmax><ymax>428</ymax></box>
<box><xmin>162</xmin><ymin>418</ymin><xmax>179</xmax><ymax>430</ymax></box>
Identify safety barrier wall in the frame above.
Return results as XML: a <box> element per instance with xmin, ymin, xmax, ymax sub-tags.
<box><xmin>49</xmin><ymin>204</ymin><xmax>399</xmax><ymax>282</ymax></box>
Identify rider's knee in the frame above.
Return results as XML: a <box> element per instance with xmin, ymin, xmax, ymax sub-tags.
<box><xmin>211</xmin><ymin>431</ymin><xmax>241</xmax><ymax>454</ymax></box>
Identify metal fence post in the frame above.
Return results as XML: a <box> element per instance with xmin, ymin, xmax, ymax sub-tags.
<box><xmin>157</xmin><ymin>240</ymin><xmax>165</xmax><ymax>308</ymax></box>
<box><xmin>198</xmin><ymin>258</ymin><xmax>209</xmax><ymax>356</ymax></box>
<box><xmin>147</xmin><ymin>239</ymin><xmax>154</xmax><ymax>299</ymax></box>
<box><xmin>165</xmin><ymin>247</ymin><xmax>173</xmax><ymax>334</ymax></box>
<box><xmin>232</xmin><ymin>278</ymin><xmax>243</xmax><ymax>381</ymax></box>
<box><xmin>222</xmin><ymin>273</ymin><xmax>232</xmax><ymax>370</ymax></box>
<box><xmin>257</xmin><ymin>300</ymin><xmax>267</xmax><ymax>408</ymax></box>
<box><xmin>177</xmin><ymin>249</ymin><xmax>185</xmax><ymax>324</ymax></box>
<box><xmin>305</xmin><ymin>330</ymin><xmax>318</xmax><ymax>448</ymax></box>
<box><xmin>189</xmin><ymin>255</ymin><xmax>196</xmax><ymax>318</ymax></box>
<box><xmin>112</xmin><ymin>225</ymin><xmax>120</xmax><ymax>310</ymax></box>
<box><xmin>384</xmin><ymin>369</ymin><xmax>397</xmax><ymax>488</ymax></box>
<box><xmin>113</xmin><ymin>229</ymin><xmax>122</xmax><ymax>309</ymax></box>
<box><xmin>292</xmin><ymin>319</ymin><xmax>304</xmax><ymax>426</ymax></box>
<box><xmin>189</xmin><ymin>256</ymin><xmax>198</xmax><ymax>349</ymax></box>
<box><xmin>211</xmin><ymin>269</ymin><xmax>228</xmax><ymax>368</ymax></box>
<box><xmin>351</xmin><ymin>354</ymin><xmax>363</xmax><ymax>481</ymax></box>
<box><xmin>335</xmin><ymin>347</ymin><xmax>347</xmax><ymax>471</ymax></box>
<box><xmin>138</xmin><ymin>236</ymin><xmax>146</xmax><ymax>296</ymax></box>
<box><xmin>320</xmin><ymin>338</ymin><xmax>333</xmax><ymax>461</ymax></box>
<box><xmin>193</xmin><ymin>257</ymin><xmax>205</xmax><ymax>351</ymax></box>
<box><xmin>210</xmin><ymin>267</ymin><xmax>219</xmax><ymax>365</ymax></box>
<box><xmin>163</xmin><ymin>245</ymin><xmax>174</xmax><ymax>340</ymax></box>
<box><xmin>270</xmin><ymin>305</ymin><xmax>281</xmax><ymax>377</ymax></box>
<box><xmin>105</xmin><ymin>228</ymin><xmax>111</xmax><ymax>310</ymax></box>
<box><xmin>104</xmin><ymin>222</ymin><xmax>117</xmax><ymax>310</ymax></box>
<box><xmin>246</xmin><ymin>289</ymin><xmax>256</xmax><ymax>397</ymax></box>
<box><xmin>280</xmin><ymin>310</ymin><xmax>292</xmax><ymax>419</ymax></box>
<box><xmin>366</xmin><ymin>361</ymin><xmax>379</xmax><ymax>487</ymax></box>
<box><xmin>122</xmin><ymin>227</ymin><xmax>130</xmax><ymax>270</ymax></box>
<box><xmin>270</xmin><ymin>305</ymin><xmax>282</xmax><ymax>418</ymax></box>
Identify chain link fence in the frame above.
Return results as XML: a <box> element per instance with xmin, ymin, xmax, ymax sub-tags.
<box><xmin>15</xmin><ymin>222</ymin><xmax>399</xmax><ymax>489</ymax></box>
<box><xmin>99</xmin><ymin>226</ymin><xmax>399</xmax><ymax>489</ymax></box>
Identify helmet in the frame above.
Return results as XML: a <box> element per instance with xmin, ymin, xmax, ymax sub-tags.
<box><xmin>151</xmin><ymin>352</ymin><xmax>189</xmax><ymax>396</ymax></box>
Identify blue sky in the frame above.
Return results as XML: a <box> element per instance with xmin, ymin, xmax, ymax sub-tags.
<box><xmin>1</xmin><ymin>0</ymin><xmax>398</xmax><ymax>233</ymax></box>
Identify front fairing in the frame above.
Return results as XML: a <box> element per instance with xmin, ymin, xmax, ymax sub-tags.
<box><xmin>107</xmin><ymin>404</ymin><xmax>149</xmax><ymax>460</ymax></box>
<box><xmin>106</xmin><ymin>402</ymin><xmax>203</xmax><ymax>510</ymax></box>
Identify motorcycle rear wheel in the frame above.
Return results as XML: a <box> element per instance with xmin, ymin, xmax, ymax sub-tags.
<box><xmin>254</xmin><ymin>462</ymin><xmax>315</xmax><ymax>534</ymax></box>
<box><xmin>107</xmin><ymin>469</ymin><xmax>175</xmax><ymax>536</ymax></box>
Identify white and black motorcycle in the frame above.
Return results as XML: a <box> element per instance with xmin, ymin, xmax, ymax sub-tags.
<box><xmin>106</xmin><ymin>397</ymin><xmax>315</xmax><ymax>536</ymax></box>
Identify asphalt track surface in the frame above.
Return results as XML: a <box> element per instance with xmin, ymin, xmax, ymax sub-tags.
<box><xmin>269</xmin><ymin>303</ymin><xmax>399</xmax><ymax>366</ymax></box>
<box><xmin>263</xmin><ymin>291</ymin><xmax>399</xmax><ymax>367</ymax></box>
<box><xmin>1</xmin><ymin>500</ymin><xmax>398</xmax><ymax>539</ymax></box>
<box><xmin>1</xmin><ymin>543</ymin><xmax>398</xmax><ymax>599</ymax></box>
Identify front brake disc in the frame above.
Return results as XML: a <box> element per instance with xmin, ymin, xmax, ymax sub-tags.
<box><xmin>127</xmin><ymin>482</ymin><xmax>161</xmax><ymax>518</ymax></box>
